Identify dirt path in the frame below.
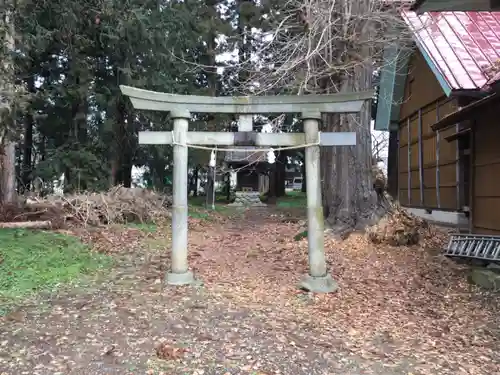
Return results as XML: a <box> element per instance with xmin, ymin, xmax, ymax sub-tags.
<box><xmin>1</xmin><ymin>209</ymin><xmax>499</xmax><ymax>375</ymax></box>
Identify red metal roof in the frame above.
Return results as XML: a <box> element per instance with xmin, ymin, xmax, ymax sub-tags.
<box><xmin>401</xmin><ymin>11</ymin><xmax>500</xmax><ymax>90</ymax></box>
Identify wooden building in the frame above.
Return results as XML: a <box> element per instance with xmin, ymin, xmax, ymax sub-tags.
<box><xmin>375</xmin><ymin>10</ymin><xmax>500</xmax><ymax>231</ymax></box>
<box><xmin>432</xmin><ymin>93</ymin><xmax>500</xmax><ymax>234</ymax></box>
<box><xmin>224</xmin><ymin>149</ymin><xmax>268</xmax><ymax>192</ymax></box>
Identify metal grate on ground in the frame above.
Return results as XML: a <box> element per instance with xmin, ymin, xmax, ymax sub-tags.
<box><xmin>446</xmin><ymin>234</ymin><xmax>500</xmax><ymax>261</ymax></box>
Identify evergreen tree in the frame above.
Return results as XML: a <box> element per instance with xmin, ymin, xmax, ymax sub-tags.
<box><xmin>10</xmin><ymin>0</ymin><xmax>210</xmax><ymax>192</ymax></box>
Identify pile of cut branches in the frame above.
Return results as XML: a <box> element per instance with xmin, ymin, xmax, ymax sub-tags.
<box><xmin>0</xmin><ymin>186</ymin><xmax>172</xmax><ymax>229</ymax></box>
<box><xmin>367</xmin><ymin>204</ymin><xmax>450</xmax><ymax>248</ymax></box>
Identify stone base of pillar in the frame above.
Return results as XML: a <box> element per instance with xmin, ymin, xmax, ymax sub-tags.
<box><xmin>299</xmin><ymin>273</ymin><xmax>338</xmax><ymax>293</ymax></box>
<box><xmin>166</xmin><ymin>270</ymin><xmax>196</xmax><ymax>286</ymax></box>
<box><xmin>228</xmin><ymin>191</ymin><xmax>266</xmax><ymax>207</ymax></box>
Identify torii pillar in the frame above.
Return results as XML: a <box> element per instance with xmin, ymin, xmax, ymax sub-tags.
<box><xmin>120</xmin><ymin>85</ymin><xmax>373</xmax><ymax>293</ymax></box>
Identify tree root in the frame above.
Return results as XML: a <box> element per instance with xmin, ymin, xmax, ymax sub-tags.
<box><xmin>324</xmin><ymin>194</ymin><xmax>449</xmax><ymax>248</ymax></box>
<box><xmin>325</xmin><ymin>193</ymin><xmax>392</xmax><ymax>240</ymax></box>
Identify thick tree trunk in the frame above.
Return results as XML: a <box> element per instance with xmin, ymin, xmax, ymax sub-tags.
<box><xmin>267</xmin><ymin>166</ymin><xmax>277</xmax><ymax>204</ymax></box>
<box><xmin>317</xmin><ymin>0</ymin><xmax>382</xmax><ymax>232</ymax></box>
<box><xmin>236</xmin><ymin>0</ymin><xmax>250</xmax><ymax>89</ymax></box>
<box><xmin>22</xmin><ymin>114</ymin><xmax>33</xmax><ymax>192</ymax></box>
<box><xmin>111</xmin><ymin>93</ymin><xmax>127</xmax><ymax>187</ymax></box>
<box><xmin>22</xmin><ymin>76</ymin><xmax>35</xmax><ymax>192</ymax></box>
<box><xmin>64</xmin><ymin>166</ymin><xmax>72</xmax><ymax>193</ymax></box>
<box><xmin>205</xmin><ymin>12</ymin><xmax>217</xmax><ymax>206</ymax></box>
<box><xmin>110</xmin><ymin>158</ymin><xmax>120</xmax><ymax>187</ymax></box>
<box><xmin>121</xmin><ymin>112</ymin><xmax>133</xmax><ymax>189</ymax></box>
<box><xmin>39</xmin><ymin>135</ymin><xmax>46</xmax><ymax>162</ymax></box>
<box><xmin>193</xmin><ymin>166</ymin><xmax>199</xmax><ymax>197</ymax></box>
<box><xmin>275</xmin><ymin>151</ymin><xmax>286</xmax><ymax>197</ymax></box>
<box><xmin>1</xmin><ymin>7</ymin><xmax>17</xmax><ymax>204</ymax></box>
<box><xmin>0</xmin><ymin>142</ymin><xmax>17</xmax><ymax>204</ymax></box>
<box><xmin>320</xmin><ymin>71</ymin><xmax>378</xmax><ymax>232</ymax></box>
<box><xmin>111</xmin><ymin>54</ymin><xmax>135</xmax><ymax>188</ymax></box>
<box><xmin>206</xmin><ymin>166</ymin><xmax>215</xmax><ymax>208</ymax></box>
<box><xmin>121</xmin><ymin>163</ymin><xmax>132</xmax><ymax>188</ymax></box>
<box><xmin>225</xmin><ymin>172</ymin><xmax>231</xmax><ymax>201</ymax></box>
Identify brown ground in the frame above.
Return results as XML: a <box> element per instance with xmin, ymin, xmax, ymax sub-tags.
<box><xmin>0</xmin><ymin>208</ymin><xmax>499</xmax><ymax>375</ymax></box>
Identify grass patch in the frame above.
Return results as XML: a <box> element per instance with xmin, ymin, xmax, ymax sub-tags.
<box><xmin>293</xmin><ymin>230</ymin><xmax>308</xmax><ymax>241</ymax></box>
<box><xmin>0</xmin><ymin>229</ymin><xmax>111</xmax><ymax>314</ymax></box>
<box><xmin>188</xmin><ymin>210</ymin><xmax>210</xmax><ymax>220</ymax></box>
<box><xmin>189</xmin><ymin>194</ymin><xmax>231</xmax><ymax>207</ymax></box>
<box><xmin>126</xmin><ymin>222</ymin><xmax>158</xmax><ymax>232</ymax></box>
<box><xmin>188</xmin><ymin>205</ymin><xmax>233</xmax><ymax>220</ymax></box>
<box><xmin>277</xmin><ymin>191</ymin><xmax>307</xmax><ymax>209</ymax></box>
<box><xmin>188</xmin><ymin>194</ymin><xmax>233</xmax><ymax>219</ymax></box>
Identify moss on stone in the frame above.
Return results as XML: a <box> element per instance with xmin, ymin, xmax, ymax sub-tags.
<box><xmin>468</xmin><ymin>268</ymin><xmax>500</xmax><ymax>290</ymax></box>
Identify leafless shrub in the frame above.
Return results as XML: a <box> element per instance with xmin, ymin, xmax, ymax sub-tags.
<box><xmin>15</xmin><ymin>186</ymin><xmax>172</xmax><ymax>227</ymax></box>
<box><xmin>225</xmin><ymin>0</ymin><xmax>417</xmax><ymax>96</ymax></box>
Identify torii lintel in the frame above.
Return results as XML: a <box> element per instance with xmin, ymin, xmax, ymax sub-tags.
<box><xmin>119</xmin><ymin>85</ymin><xmax>374</xmax><ymax>114</ymax></box>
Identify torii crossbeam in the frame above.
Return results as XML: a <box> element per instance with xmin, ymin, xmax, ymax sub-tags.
<box><xmin>121</xmin><ymin>85</ymin><xmax>374</xmax><ymax>293</ymax></box>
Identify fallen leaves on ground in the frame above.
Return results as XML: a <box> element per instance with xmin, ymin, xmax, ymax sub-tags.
<box><xmin>367</xmin><ymin>205</ymin><xmax>450</xmax><ymax>248</ymax></box>
<box><xmin>155</xmin><ymin>341</ymin><xmax>187</xmax><ymax>361</ymax></box>
<box><xmin>0</xmin><ymin>207</ymin><xmax>498</xmax><ymax>375</ymax></box>
<box><xmin>185</xmin><ymin>209</ymin><xmax>499</xmax><ymax>374</ymax></box>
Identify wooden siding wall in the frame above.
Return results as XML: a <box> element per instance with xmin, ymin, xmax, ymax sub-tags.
<box><xmin>472</xmin><ymin>106</ymin><xmax>500</xmax><ymax>234</ymax></box>
<box><xmin>397</xmin><ymin>50</ymin><xmax>459</xmax><ymax>210</ymax></box>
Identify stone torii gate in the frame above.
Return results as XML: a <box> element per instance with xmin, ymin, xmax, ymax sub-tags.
<box><xmin>120</xmin><ymin>85</ymin><xmax>373</xmax><ymax>293</ymax></box>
